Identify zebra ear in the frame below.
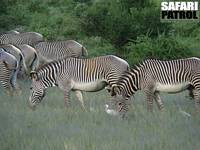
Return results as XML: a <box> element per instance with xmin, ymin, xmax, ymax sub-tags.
<box><xmin>30</xmin><ymin>71</ymin><xmax>38</xmax><ymax>80</ymax></box>
<box><xmin>111</xmin><ymin>85</ymin><xmax>118</xmax><ymax>96</ymax></box>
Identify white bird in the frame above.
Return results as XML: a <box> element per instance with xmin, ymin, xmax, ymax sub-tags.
<box><xmin>104</xmin><ymin>104</ymin><xmax>119</xmax><ymax>116</ymax></box>
<box><xmin>178</xmin><ymin>107</ymin><xmax>191</xmax><ymax>118</ymax></box>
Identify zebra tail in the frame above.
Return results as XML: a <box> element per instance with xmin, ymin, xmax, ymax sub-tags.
<box><xmin>30</xmin><ymin>51</ymin><xmax>39</xmax><ymax>72</ymax></box>
<box><xmin>20</xmin><ymin>53</ymin><xmax>28</xmax><ymax>74</ymax></box>
<box><xmin>82</xmin><ymin>46</ymin><xmax>88</xmax><ymax>56</ymax></box>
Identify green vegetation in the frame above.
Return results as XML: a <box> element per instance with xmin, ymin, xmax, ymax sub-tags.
<box><xmin>1</xmin><ymin>0</ymin><xmax>200</xmax><ymax>64</ymax></box>
<box><xmin>1</xmin><ymin>81</ymin><xmax>200</xmax><ymax>150</ymax></box>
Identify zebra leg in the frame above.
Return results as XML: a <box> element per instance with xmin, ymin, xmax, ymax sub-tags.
<box><xmin>154</xmin><ymin>92</ymin><xmax>164</xmax><ymax>111</ymax></box>
<box><xmin>188</xmin><ymin>90</ymin><xmax>194</xmax><ymax>99</ymax></box>
<box><xmin>10</xmin><ymin>68</ymin><xmax>21</xmax><ymax>95</ymax></box>
<box><xmin>188</xmin><ymin>87</ymin><xmax>194</xmax><ymax>99</ymax></box>
<box><xmin>64</xmin><ymin>89</ymin><xmax>71</xmax><ymax>107</ymax></box>
<box><xmin>144</xmin><ymin>89</ymin><xmax>154</xmax><ymax>112</ymax></box>
<box><xmin>74</xmin><ymin>90</ymin><xmax>87</xmax><ymax>111</ymax></box>
<box><xmin>185</xmin><ymin>85</ymin><xmax>194</xmax><ymax>99</ymax></box>
<box><xmin>0</xmin><ymin>63</ymin><xmax>13</xmax><ymax>96</ymax></box>
<box><xmin>191</xmin><ymin>77</ymin><xmax>200</xmax><ymax>111</ymax></box>
<box><xmin>58</xmin><ymin>79</ymin><xmax>73</xmax><ymax>107</ymax></box>
<box><xmin>191</xmin><ymin>89</ymin><xmax>200</xmax><ymax>111</ymax></box>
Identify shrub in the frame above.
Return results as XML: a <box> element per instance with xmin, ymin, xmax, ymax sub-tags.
<box><xmin>78</xmin><ymin>0</ymin><xmax>171</xmax><ymax>47</ymax></box>
<box><xmin>125</xmin><ymin>35</ymin><xmax>193</xmax><ymax>66</ymax></box>
<box><xmin>81</xmin><ymin>36</ymin><xmax>116</xmax><ymax>57</ymax></box>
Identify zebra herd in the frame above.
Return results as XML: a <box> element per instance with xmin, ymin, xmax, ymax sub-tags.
<box><xmin>0</xmin><ymin>30</ymin><xmax>88</xmax><ymax>95</ymax></box>
<box><xmin>0</xmin><ymin>30</ymin><xmax>200</xmax><ymax>118</ymax></box>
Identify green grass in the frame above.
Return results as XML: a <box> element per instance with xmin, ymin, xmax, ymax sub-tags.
<box><xmin>1</xmin><ymin>80</ymin><xmax>200</xmax><ymax>150</ymax></box>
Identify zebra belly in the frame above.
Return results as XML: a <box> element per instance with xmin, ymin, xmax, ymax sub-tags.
<box><xmin>155</xmin><ymin>82</ymin><xmax>191</xmax><ymax>93</ymax></box>
<box><xmin>72</xmin><ymin>80</ymin><xmax>108</xmax><ymax>92</ymax></box>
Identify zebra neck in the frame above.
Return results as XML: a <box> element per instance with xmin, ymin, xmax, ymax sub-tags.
<box><xmin>38</xmin><ymin>68</ymin><xmax>57</xmax><ymax>88</ymax></box>
<box><xmin>41</xmin><ymin>79</ymin><xmax>56</xmax><ymax>88</ymax></box>
<box><xmin>119</xmin><ymin>69</ymin><xmax>140</xmax><ymax>97</ymax></box>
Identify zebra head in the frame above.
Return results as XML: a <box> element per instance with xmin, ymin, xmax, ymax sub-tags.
<box><xmin>29</xmin><ymin>71</ymin><xmax>46</xmax><ymax>109</ymax></box>
<box><xmin>105</xmin><ymin>85</ymin><xmax>131</xmax><ymax>118</ymax></box>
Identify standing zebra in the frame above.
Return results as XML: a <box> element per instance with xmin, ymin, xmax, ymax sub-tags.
<box><xmin>34</xmin><ymin>40</ymin><xmax>88</xmax><ymax>64</ymax></box>
<box><xmin>0</xmin><ymin>44</ymin><xmax>27</xmax><ymax>72</ymax></box>
<box><xmin>0</xmin><ymin>48</ymin><xmax>19</xmax><ymax>95</ymax></box>
<box><xmin>29</xmin><ymin>55</ymin><xmax>129</xmax><ymax>110</ymax></box>
<box><xmin>0</xmin><ymin>32</ymin><xmax>43</xmax><ymax>46</ymax></box>
<box><xmin>106</xmin><ymin>58</ymin><xmax>200</xmax><ymax>117</ymax></box>
<box><xmin>0</xmin><ymin>44</ymin><xmax>28</xmax><ymax>83</ymax></box>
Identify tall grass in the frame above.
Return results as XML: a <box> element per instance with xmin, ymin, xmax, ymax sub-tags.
<box><xmin>0</xmin><ymin>80</ymin><xmax>200</xmax><ymax>150</ymax></box>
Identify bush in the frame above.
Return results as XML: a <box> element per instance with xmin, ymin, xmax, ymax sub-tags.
<box><xmin>78</xmin><ymin>0</ymin><xmax>171</xmax><ymax>47</ymax></box>
<box><xmin>81</xmin><ymin>36</ymin><xmax>116</xmax><ymax>57</ymax></box>
<box><xmin>125</xmin><ymin>35</ymin><xmax>193</xmax><ymax>66</ymax></box>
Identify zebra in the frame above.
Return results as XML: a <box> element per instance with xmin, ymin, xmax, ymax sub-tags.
<box><xmin>0</xmin><ymin>32</ymin><xmax>43</xmax><ymax>46</ymax></box>
<box><xmin>29</xmin><ymin>55</ymin><xmax>129</xmax><ymax>110</ymax></box>
<box><xmin>0</xmin><ymin>44</ymin><xmax>27</xmax><ymax>72</ymax></box>
<box><xmin>106</xmin><ymin>57</ymin><xmax>200</xmax><ymax>117</ymax></box>
<box><xmin>0</xmin><ymin>48</ymin><xmax>19</xmax><ymax>95</ymax></box>
<box><xmin>34</xmin><ymin>40</ymin><xmax>88</xmax><ymax>64</ymax></box>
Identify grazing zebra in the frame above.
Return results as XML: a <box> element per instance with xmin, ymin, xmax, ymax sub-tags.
<box><xmin>106</xmin><ymin>57</ymin><xmax>200</xmax><ymax>117</ymax></box>
<box><xmin>29</xmin><ymin>55</ymin><xmax>129</xmax><ymax>110</ymax></box>
<box><xmin>34</xmin><ymin>40</ymin><xmax>88</xmax><ymax>64</ymax></box>
<box><xmin>0</xmin><ymin>48</ymin><xmax>19</xmax><ymax>95</ymax></box>
<box><xmin>0</xmin><ymin>32</ymin><xmax>43</xmax><ymax>46</ymax></box>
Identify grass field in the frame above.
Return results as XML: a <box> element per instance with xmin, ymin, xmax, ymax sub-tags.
<box><xmin>1</xmin><ymin>80</ymin><xmax>200</xmax><ymax>150</ymax></box>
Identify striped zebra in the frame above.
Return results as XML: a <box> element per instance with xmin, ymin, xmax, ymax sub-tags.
<box><xmin>106</xmin><ymin>57</ymin><xmax>200</xmax><ymax>117</ymax></box>
<box><xmin>0</xmin><ymin>48</ymin><xmax>19</xmax><ymax>95</ymax></box>
<box><xmin>0</xmin><ymin>32</ymin><xmax>43</xmax><ymax>46</ymax></box>
<box><xmin>29</xmin><ymin>55</ymin><xmax>129</xmax><ymax>110</ymax></box>
<box><xmin>0</xmin><ymin>44</ymin><xmax>27</xmax><ymax>79</ymax></box>
<box><xmin>34</xmin><ymin>40</ymin><xmax>88</xmax><ymax>64</ymax></box>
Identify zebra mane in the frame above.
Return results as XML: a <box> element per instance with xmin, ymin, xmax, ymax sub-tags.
<box><xmin>142</xmin><ymin>57</ymin><xmax>196</xmax><ymax>63</ymax></box>
<box><xmin>36</xmin><ymin>58</ymin><xmax>62</xmax><ymax>72</ymax></box>
<box><xmin>34</xmin><ymin>60</ymin><xmax>57</xmax><ymax>80</ymax></box>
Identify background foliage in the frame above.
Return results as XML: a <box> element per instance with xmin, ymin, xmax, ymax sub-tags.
<box><xmin>0</xmin><ymin>0</ymin><xmax>200</xmax><ymax>65</ymax></box>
